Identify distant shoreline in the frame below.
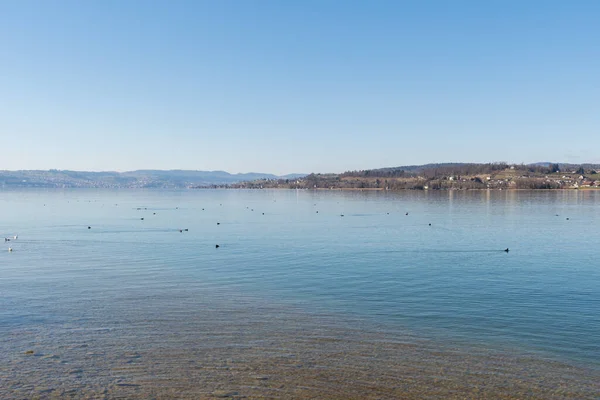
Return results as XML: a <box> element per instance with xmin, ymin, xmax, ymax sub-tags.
<box><xmin>226</xmin><ymin>164</ymin><xmax>600</xmax><ymax>191</ymax></box>
<box><xmin>2</xmin><ymin>163</ymin><xmax>600</xmax><ymax>190</ymax></box>
<box><xmin>212</xmin><ymin>187</ymin><xmax>600</xmax><ymax>192</ymax></box>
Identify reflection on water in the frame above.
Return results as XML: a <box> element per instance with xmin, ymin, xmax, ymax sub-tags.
<box><xmin>1</xmin><ymin>189</ymin><xmax>599</xmax><ymax>398</ymax></box>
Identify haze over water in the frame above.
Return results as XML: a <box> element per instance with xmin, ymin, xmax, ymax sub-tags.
<box><xmin>1</xmin><ymin>189</ymin><xmax>599</xmax><ymax>398</ymax></box>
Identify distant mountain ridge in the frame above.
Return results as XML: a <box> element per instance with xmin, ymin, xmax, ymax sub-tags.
<box><xmin>2</xmin><ymin>162</ymin><xmax>599</xmax><ymax>189</ymax></box>
<box><xmin>0</xmin><ymin>169</ymin><xmax>306</xmax><ymax>188</ymax></box>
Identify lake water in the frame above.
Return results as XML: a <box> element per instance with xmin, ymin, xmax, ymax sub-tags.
<box><xmin>1</xmin><ymin>189</ymin><xmax>599</xmax><ymax>399</ymax></box>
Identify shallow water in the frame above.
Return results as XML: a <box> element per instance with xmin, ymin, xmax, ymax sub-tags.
<box><xmin>1</xmin><ymin>189</ymin><xmax>599</xmax><ymax>398</ymax></box>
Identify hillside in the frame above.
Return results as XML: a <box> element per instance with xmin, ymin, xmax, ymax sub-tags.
<box><xmin>0</xmin><ymin>170</ymin><xmax>305</xmax><ymax>188</ymax></box>
<box><xmin>230</xmin><ymin>163</ymin><xmax>600</xmax><ymax>190</ymax></box>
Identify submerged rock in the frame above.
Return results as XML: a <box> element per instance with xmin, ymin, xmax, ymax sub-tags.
<box><xmin>212</xmin><ymin>390</ymin><xmax>239</xmax><ymax>398</ymax></box>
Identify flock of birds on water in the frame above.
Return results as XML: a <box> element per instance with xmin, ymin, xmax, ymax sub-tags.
<box><xmin>5</xmin><ymin>235</ymin><xmax>17</xmax><ymax>252</ymax></box>
<box><xmin>4</xmin><ymin>199</ymin><xmax>522</xmax><ymax>254</ymax></box>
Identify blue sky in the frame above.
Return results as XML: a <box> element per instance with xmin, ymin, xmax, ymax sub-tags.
<box><xmin>1</xmin><ymin>1</ymin><xmax>598</xmax><ymax>174</ymax></box>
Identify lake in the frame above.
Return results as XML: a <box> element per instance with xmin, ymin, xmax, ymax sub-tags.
<box><xmin>1</xmin><ymin>189</ymin><xmax>599</xmax><ymax>399</ymax></box>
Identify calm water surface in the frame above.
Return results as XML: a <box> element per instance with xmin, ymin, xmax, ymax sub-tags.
<box><xmin>1</xmin><ymin>189</ymin><xmax>599</xmax><ymax>398</ymax></box>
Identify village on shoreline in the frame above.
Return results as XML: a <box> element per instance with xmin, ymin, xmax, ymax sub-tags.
<box><xmin>221</xmin><ymin>163</ymin><xmax>600</xmax><ymax>191</ymax></box>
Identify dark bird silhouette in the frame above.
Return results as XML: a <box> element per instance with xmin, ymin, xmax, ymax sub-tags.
<box><xmin>504</xmin><ymin>248</ymin><xmax>510</xmax><ymax>253</ymax></box>
<box><xmin>217</xmin><ymin>222</ymin><xmax>220</xmax><ymax>225</ymax></box>
<box><xmin>141</xmin><ymin>218</ymin><xmax>144</xmax><ymax>221</ymax></box>
<box><xmin>88</xmin><ymin>226</ymin><xmax>91</xmax><ymax>229</ymax></box>
<box><xmin>215</xmin><ymin>244</ymin><xmax>220</xmax><ymax>248</ymax></box>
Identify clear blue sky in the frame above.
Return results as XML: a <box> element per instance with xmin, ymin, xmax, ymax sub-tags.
<box><xmin>1</xmin><ymin>1</ymin><xmax>598</xmax><ymax>174</ymax></box>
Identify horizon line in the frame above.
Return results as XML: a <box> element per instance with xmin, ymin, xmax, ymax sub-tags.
<box><xmin>1</xmin><ymin>160</ymin><xmax>600</xmax><ymax>176</ymax></box>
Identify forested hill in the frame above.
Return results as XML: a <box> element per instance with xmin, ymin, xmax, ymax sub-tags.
<box><xmin>341</xmin><ymin>163</ymin><xmax>507</xmax><ymax>177</ymax></box>
<box><xmin>230</xmin><ymin>162</ymin><xmax>600</xmax><ymax>190</ymax></box>
<box><xmin>341</xmin><ymin>163</ymin><xmax>600</xmax><ymax>178</ymax></box>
